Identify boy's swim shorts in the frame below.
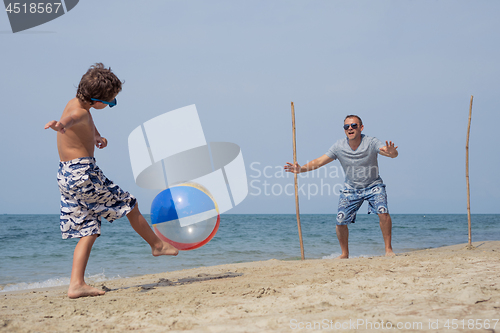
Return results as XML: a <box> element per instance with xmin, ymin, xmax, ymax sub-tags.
<box><xmin>57</xmin><ymin>157</ymin><xmax>137</xmax><ymax>239</ymax></box>
<box><xmin>336</xmin><ymin>183</ymin><xmax>388</xmax><ymax>225</ymax></box>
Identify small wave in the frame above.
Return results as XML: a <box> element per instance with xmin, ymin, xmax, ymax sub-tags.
<box><xmin>0</xmin><ymin>272</ymin><xmax>122</xmax><ymax>292</ymax></box>
<box><xmin>1</xmin><ymin>277</ymin><xmax>70</xmax><ymax>292</ymax></box>
<box><xmin>322</xmin><ymin>253</ymin><xmax>372</xmax><ymax>259</ymax></box>
<box><xmin>322</xmin><ymin>253</ymin><xmax>342</xmax><ymax>259</ymax></box>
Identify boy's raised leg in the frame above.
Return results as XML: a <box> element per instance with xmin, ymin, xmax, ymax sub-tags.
<box><xmin>127</xmin><ymin>204</ymin><xmax>179</xmax><ymax>256</ymax></box>
<box><xmin>68</xmin><ymin>234</ymin><xmax>105</xmax><ymax>299</ymax></box>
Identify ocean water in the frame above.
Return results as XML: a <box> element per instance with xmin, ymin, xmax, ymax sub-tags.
<box><xmin>1</xmin><ymin>214</ymin><xmax>499</xmax><ymax>292</ymax></box>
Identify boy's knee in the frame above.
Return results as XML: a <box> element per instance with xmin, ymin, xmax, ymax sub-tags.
<box><xmin>127</xmin><ymin>202</ymin><xmax>139</xmax><ymax>216</ymax></box>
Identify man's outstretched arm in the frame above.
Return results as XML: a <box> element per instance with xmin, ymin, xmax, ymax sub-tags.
<box><xmin>284</xmin><ymin>154</ymin><xmax>334</xmax><ymax>174</ymax></box>
<box><xmin>379</xmin><ymin>141</ymin><xmax>398</xmax><ymax>158</ymax></box>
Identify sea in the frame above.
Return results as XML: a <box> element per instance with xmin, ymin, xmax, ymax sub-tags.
<box><xmin>1</xmin><ymin>214</ymin><xmax>499</xmax><ymax>292</ymax></box>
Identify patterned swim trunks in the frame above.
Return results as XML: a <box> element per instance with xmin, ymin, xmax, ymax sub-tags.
<box><xmin>336</xmin><ymin>184</ymin><xmax>388</xmax><ymax>225</ymax></box>
<box><xmin>57</xmin><ymin>157</ymin><xmax>136</xmax><ymax>239</ymax></box>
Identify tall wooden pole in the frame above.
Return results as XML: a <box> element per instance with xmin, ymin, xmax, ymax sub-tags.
<box><xmin>291</xmin><ymin>102</ymin><xmax>305</xmax><ymax>260</ymax></box>
<box><xmin>466</xmin><ymin>95</ymin><xmax>473</xmax><ymax>248</ymax></box>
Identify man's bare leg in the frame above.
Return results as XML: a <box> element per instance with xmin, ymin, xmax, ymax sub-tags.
<box><xmin>379</xmin><ymin>213</ymin><xmax>395</xmax><ymax>257</ymax></box>
<box><xmin>336</xmin><ymin>225</ymin><xmax>349</xmax><ymax>259</ymax></box>
<box><xmin>68</xmin><ymin>234</ymin><xmax>105</xmax><ymax>299</ymax></box>
<box><xmin>127</xmin><ymin>204</ymin><xmax>179</xmax><ymax>256</ymax></box>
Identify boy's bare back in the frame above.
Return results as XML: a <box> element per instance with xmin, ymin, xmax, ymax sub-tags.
<box><xmin>45</xmin><ymin>98</ymin><xmax>108</xmax><ymax>161</ymax></box>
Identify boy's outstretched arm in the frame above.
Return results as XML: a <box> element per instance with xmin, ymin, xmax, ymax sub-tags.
<box><xmin>44</xmin><ymin>109</ymin><xmax>88</xmax><ymax>134</ymax></box>
<box><xmin>379</xmin><ymin>141</ymin><xmax>398</xmax><ymax>158</ymax></box>
<box><xmin>44</xmin><ymin>120</ymin><xmax>66</xmax><ymax>133</ymax></box>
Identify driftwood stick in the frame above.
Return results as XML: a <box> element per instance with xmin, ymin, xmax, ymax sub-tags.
<box><xmin>291</xmin><ymin>102</ymin><xmax>305</xmax><ymax>260</ymax></box>
<box><xmin>466</xmin><ymin>95</ymin><xmax>473</xmax><ymax>249</ymax></box>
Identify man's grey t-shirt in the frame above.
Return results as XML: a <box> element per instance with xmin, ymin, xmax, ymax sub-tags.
<box><xmin>325</xmin><ymin>134</ymin><xmax>385</xmax><ymax>189</ymax></box>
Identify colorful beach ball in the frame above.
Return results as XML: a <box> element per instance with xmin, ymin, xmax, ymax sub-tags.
<box><xmin>150</xmin><ymin>182</ymin><xmax>220</xmax><ymax>251</ymax></box>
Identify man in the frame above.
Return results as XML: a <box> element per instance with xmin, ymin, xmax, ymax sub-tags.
<box><xmin>284</xmin><ymin>115</ymin><xmax>398</xmax><ymax>258</ymax></box>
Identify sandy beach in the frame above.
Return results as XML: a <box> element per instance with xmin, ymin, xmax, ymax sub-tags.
<box><xmin>1</xmin><ymin>241</ymin><xmax>499</xmax><ymax>332</ymax></box>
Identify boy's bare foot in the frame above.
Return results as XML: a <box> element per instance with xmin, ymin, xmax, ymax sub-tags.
<box><xmin>336</xmin><ymin>254</ymin><xmax>349</xmax><ymax>259</ymax></box>
<box><xmin>385</xmin><ymin>250</ymin><xmax>396</xmax><ymax>257</ymax></box>
<box><xmin>68</xmin><ymin>284</ymin><xmax>105</xmax><ymax>299</ymax></box>
<box><xmin>152</xmin><ymin>241</ymin><xmax>179</xmax><ymax>256</ymax></box>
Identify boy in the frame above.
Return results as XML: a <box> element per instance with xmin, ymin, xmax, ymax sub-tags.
<box><xmin>45</xmin><ymin>63</ymin><xmax>178</xmax><ymax>299</ymax></box>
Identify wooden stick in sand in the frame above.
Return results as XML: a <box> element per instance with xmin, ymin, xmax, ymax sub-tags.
<box><xmin>291</xmin><ymin>102</ymin><xmax>305</xmax><ymax>260</ymax></box>
<box><xmin>466</xmin><ymin>95</ymin><xmax>473</xmax><ymax>249</ymax></box>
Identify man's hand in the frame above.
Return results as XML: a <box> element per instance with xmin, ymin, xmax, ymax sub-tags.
<box><xmin>96</xmin><ymin>136</ymin><xmax>108</xmax><ymax>149</ymax></box>
<box><xmin>284</xmin><ymin>162</ymin><xmax>302</xmax><ymax>174</ymax></box>
<box><xmin>284</xmin><ymin>155</ymin><xmax>334</xmax><ymax>174</ymax></box>
<box><xmin>44</xmin><ymin>120</ymin><xmax>66</xmax><ymax>133</ymax></box>
<box><xmin>379</xmin><ymin>141</ymin><xmax>398</xmax><ymax>158</ymax></box>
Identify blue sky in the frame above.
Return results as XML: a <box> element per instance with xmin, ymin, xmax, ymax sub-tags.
<box><xmin>1</xmin><ymin>0</ymin><xmax>499</xmax><ymax>214</ymax></box>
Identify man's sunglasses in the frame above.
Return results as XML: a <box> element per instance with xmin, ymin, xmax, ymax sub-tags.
<box><xmin>91</xmin><ymin>98</ymin><xmax>117</xmax><ymax>108</ymax></box>
<box><xmin>343</xmin><ymin>123</ymin><xmax>358</xmax><ymax>130</ymax></box>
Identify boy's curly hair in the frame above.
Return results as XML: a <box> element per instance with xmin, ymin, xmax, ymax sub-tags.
<box><xmin>76</xmin><ymin>63</ymin><xmax>122</xmax><ymax>104</ymax></box>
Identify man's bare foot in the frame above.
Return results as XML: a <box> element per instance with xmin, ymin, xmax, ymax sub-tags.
<box><xmin>152</xmin><ymin>241</ymin><xmax>179</xmax><ymax>256</ymax></box>
<box><xmin>385</xmin><ymin>249</ymin><xmax>396</xmax><ymax>257</ymax></box>
<box><xmin>68</xmin><ymin>284</ymin><xmax>105</xmax><ymax>299</ymax></box>
<box><xmin>336</xmin><ymin>254</ymin><xmax>349</xmax><ymax>259</ymax></box>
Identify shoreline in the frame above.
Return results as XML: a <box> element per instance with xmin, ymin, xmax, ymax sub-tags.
<box><xmin>2</xmin><ymin>241</ymin><xmax>500</xmax><ymax>332</ymax></box>
<box><xmin>0</xmin><ymin>241</ymin><xmax>478</xmax><ymax>294</ymax></box>
<box><xmin>1</xmin><ymin>241</ymin><xmax>491</xmax><ymax>291</ymax></box>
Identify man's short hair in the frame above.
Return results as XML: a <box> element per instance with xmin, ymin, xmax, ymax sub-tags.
<box><xmin>344</xmin><ymin>115</ymin><xmax>363</xmax><ymax>126</ymax></box>
<box><xmin>76</xmin><ymin>63</ymin><xmax>122</xmax><ymax>104</ymax></box>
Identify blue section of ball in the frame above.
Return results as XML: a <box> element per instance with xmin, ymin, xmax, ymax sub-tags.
<box><xmin>151</xmin><ymin>184</ymin><xmax>216</xmax><ymax>224</ymax></box>
<box><xmin>150</xmin><ymin>182</ymin><xmax>220</xmax><ymax>251</ymax></box>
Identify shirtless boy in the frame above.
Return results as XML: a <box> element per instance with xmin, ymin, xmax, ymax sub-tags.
<box><xmin>45</xmin><ymin>63</ymin><xmax>178</xmax><ymax>299</ymax></box>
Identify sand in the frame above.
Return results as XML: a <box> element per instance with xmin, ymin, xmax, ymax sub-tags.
<box><xmin>1</xmin><ymin>241</ymin><xmax>500</xmax><ymax>333</ymax></box>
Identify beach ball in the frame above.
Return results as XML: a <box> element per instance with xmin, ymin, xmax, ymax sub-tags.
<box><xmin>151</xmin><ymin>182</ymin><xmax>220</xmax><ymax>251</ymax></box>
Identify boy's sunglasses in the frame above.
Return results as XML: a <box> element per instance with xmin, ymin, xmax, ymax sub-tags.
<box><xmin>91</xmin><ymin>98</ymin><xmax>117</xmax><ymax>108</ymax></box>
<box><xmin>343</xmin><ymin>123</ymin><xmax>358</xmax><ymax>130</ymax></box>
